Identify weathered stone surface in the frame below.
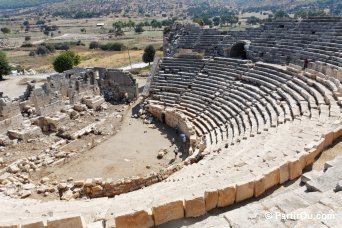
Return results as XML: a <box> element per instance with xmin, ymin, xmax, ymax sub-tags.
<box><xmin>0</xmin><ymin>225</ymin><xmax>20</xmax><ymax>228</ymax></box>
<box><xmin>289</xmin><ymin>158</ymin><xmax>302</xmax><ymax>180</ymax></box>
<box><xmin>115</xmin><ymin>210</ymin><xmax>154</xmax><ymax>228</ymax></box>
<box><xmin>152</xmin><ymin>200</ymin><xmax>184</xmax><ymax>225</ymax></box>
<box><xmin>236</xmin><ymin>181</ymin><xmax>254</xmax><ymax>203</ymax></box>
<box><xmin>204</xmin><ymin>189</ymin><xmax>218</xmax><ymax>211</ymax></box>
<box><xmin>264</xmin><ymin>167</ymin><xmax>280</xmax><ymax>190</ymax></box>
<box><xmin>21</xmin><ymin>221</ymin><xmax>45</xmax><ymax>228</ymax></box>
<box><xmin>324</xmin><ymin>132</ymin><xmax>334</xmax><ymax>149</ymax></box>
<box><xmin>254</xmin><ymin>176</ymin><xmax>265</xmax><ymax>198</ymax></box>
<box><xmin>47</xmin><ymin>215</ymin><xmax>86</xmax><ymax>228</ymax></box>
<box><xmin>217</xmin><ymin>185</ymin><xmax>236</xmax><ymax>207</ymax></box>
<box><xmin>184</xmin><ymin>196</ymin><xmax>206</xmax><ymax>217</ymax></box>
<box><xmin>280</xmin><ymin>162</ymin><xmax>289</xmax><ymax>185</ymax></box>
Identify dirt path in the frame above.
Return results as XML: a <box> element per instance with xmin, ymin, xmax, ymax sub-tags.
<box><xmin>0</xmin><ymin>74</ymin><xmax>50</xmax><ymax>98</ymax></box>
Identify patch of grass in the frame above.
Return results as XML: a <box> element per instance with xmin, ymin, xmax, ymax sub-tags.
<box><xmin>129</xmin><ymin>65</ymin><xmax>152</xmax><ymax>74</ymax></box>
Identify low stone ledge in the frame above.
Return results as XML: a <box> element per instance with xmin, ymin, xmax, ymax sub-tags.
<box><xmin>21</xmin><ymin>221</ymin><xmax>45</xmax><ymax>228</ymax></box>
<box><xmin>235</xmin><ymin>180</ymin><xmax>255</xmax><ymax>203</ymax></box>
<box><xmin>184</xmin><ymin>196</ymin><xmax>206</xmax><ymax>217</ymax></box>
<box><xmin>47</xmin><ymin>215</ymin><xmax>86</xmax><ymax>228</ymax></box>
<box><xmin>289</xmin><ymin>158</ymin><xmax>302</xmax><ymax>180</ymax></box>
<box><xmin>152</xmin><ymin>200</ymin><xmax>184</xmax><ymax>225</ymax></box>
<box><xmin>115</xmin><ymin>210</ymin><xmax>154</xmax><ymax>228</ymax></box>
<box><xmin>217</xmin><ymin>185</ymin><xmax>236</xmax><ymax>207</ymax></box>
<box><xmin>254</xmin><ymin>175</ymin><xmax>266</xmax><ymax>197</ymax></box>
<box><xmin>204</xmin><ymin>189</ymin><xmax>218</xmax><ymax>211</ymax></box>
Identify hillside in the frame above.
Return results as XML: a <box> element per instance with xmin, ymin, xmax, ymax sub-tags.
<box><xmin>0</xmin><ymin>0</ymin><xmax>62</xmax><ymax>9</ymax></box>
<box><xmin>0</xmin><ymin>0</ymin><xmax>340</xmax><ymax>18</ymax></box>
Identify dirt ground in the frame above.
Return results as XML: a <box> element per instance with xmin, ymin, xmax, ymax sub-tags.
<box><xmin>40</xmin><ymin>112</ymin><xmax>182</xmax><ymax>181</ymax></box>
<box><xmin>312</xmin><ymin>138</ymin><xmax>342</xmax><ymax>171</ymax></box>
<box><xmin>0</xmin><ymin>75</ymin><xmax>48</xmax><ymax>99</ymax></box>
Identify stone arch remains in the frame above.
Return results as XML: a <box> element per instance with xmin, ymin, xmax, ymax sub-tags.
<box><xmin>229</xmin><ymin>41</ymin><xmax>250</xmax><ymax>59</ymax></box>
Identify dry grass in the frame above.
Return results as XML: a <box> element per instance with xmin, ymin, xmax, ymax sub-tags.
<box><xmin>78</xmin><ymin>49</ymin><xmax>162</xmax><ymax>69</ymax></box>
<box><xmin>5</xmin><ymin>46</ymin><xmax>163</xmax><ymax>72</ymax></box>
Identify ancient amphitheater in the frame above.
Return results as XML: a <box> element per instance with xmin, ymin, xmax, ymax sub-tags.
<box><xmin>0</xmin><ymin>17</ymin><xmax>341</xmax><ymax>227</ymax></box>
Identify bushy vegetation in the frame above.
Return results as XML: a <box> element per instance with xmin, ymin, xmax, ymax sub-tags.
<box><xmin>142</xmin><ymin>45</ymin><xmax>156</xmax><ymax>65</ymax></box>
<box><xmin>99</xmin><ymin>42</ymin><xmax>125</xmax><ymax>51</ymax></box>
<box><xmin>89</xmin><ymin>41</ymin><xmax>99</xmax><ymax>50</ymax></box>
<box><xmin>0</xmin><ymin>51</ymin><xmax>11</xmax><ymax>80</ymax></box>
<box><xmin>53</xmin><ymin>50</ymin><xmax>80</xmax><ymax>73</ymax></box>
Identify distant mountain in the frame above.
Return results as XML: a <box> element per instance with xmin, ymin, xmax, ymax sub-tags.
<box><xmin>0</xmin><ymin>0</ymin><xmax>63</xmax><ymax>9</ymax></box>
<box><xmin>0</xmin><ymin>0</ymin><xmax>339</xmax><ymax>17</ymax></box>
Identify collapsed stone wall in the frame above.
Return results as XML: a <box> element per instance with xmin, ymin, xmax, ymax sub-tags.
<box><xmin>0</xmin><ymin>67</ymin><xmax>138</xmax><ymax>143</ymax></box>
<box><xmin>0</xmin><ymin>95</ymin><xmax>23</xmax><ymax>135</ymax></box>
<box><xmin>148</xmin><ymin>104</ymin><xmax>199</xmax><ymax>147</ymax></box>
<box><xmin>98</xmin><ymin>68</ymin><xmax>139</xmax><ymax>102</ymax></box>
<box><xmin>58</xmin><ymin>164</ymin><xmax>183</xmax><ymax>200</ymax></box>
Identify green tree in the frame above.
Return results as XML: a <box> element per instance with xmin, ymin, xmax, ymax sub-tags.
<box><xmin>113</xmin><ymin>21</ymin><xmax>124</xmax><ymax>32</ymax></box>
<box><xmin>53</xmin><ymin>51</ymin><xmax>80</xmax><ymax>73</ymax></box>
<box><xmin>274</xmin><ymin>10</ymin><xmax>289</xmax><ymax>19</ymax></box>
<box><xmin>89</xmin><ymin>41</ymin><xmax>99</xmax><ymax>49</ymax></box>
<box><xmin>0</xmin><ymin>51</ymin><xmax>11</xmax><ymax>81</ymax></box>
<box><xmin>213</xmin><ymin>17</ymin><xmax>220</xmax><ymax>26</ymax></box>
<box><xmin>127</xmin><ymin>20</ymin><xmax>135</xmax><ymax>30</ymax></box>
<box><xmin>142</xmin><ymin>45</ymin><xmax>155</xmax><ymax>65</ymax></box>
<box><xmin>43</xmin><ymin>30</ymin><xmax>49</xmax><ymax>36</ymax></box>
<box><xmin>135</xmin><ymin>23</ymin><xmax>144</xmax><ymax>33</ymax></box>
<box><xmin>1</xmin><ymin>27</ymin><xmax>11</xmax><ymax>34</ymax></box>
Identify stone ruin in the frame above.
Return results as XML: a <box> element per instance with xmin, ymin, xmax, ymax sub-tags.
<box><xmin>0</xmin><ymin>67</ymin><xmax>138</xmax><ymax>144</ymax></box>
<box><xmin>0</xmin><ymin>17</ymin><xmax>341</xmax><ymax>228</ymax></box>
<box><xmin>97</xmin><ymin>68</ymin><xmax>139</xmax><ymax>102</ymax></box>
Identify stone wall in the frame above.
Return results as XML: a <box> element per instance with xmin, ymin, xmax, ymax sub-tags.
<box><xmin>148</xmin><ymin>104</ymin><xmax>199</xmax><ymax>146</ymax></box>
<box><xmin>0</xmin><ymin>95</ymin><xmax>23</xmax><ymax>134</ymax></box>
<box><xmin>98</xmin><ymin>68</ymin><xmax>139</xmax><ymax>102</ymax></box>
<box><xmin>58</xmin><ymin>164</ymin><xmax>183</xmax><ymax>200</ymax></box>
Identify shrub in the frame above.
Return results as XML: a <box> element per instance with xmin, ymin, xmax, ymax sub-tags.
<box><xmin>36</xmin><ymin>45</ymin><xmax>50</xmax><ymax>55</ymax></box>
<box><xmin>100</xmin><ymin>42</ymin><xmax>125</xmax><ymax>51</ymax></box>
<box><xmin>54</xmin><ymin>43</ymin><xmax>70</xmax><ymax>50</ymax></box>
<box><xmin>53</xmin><ymin>51</ymin><xmax>81</xmax><ymax>73</ymax></box>
<box><xmin>24</xmin><ymin>36</ymin><xmax>31</xmax><ymax>41</ymax></box>
<box><xmin>142</xmin><ymin>45</ymin><xmax>156</xmax><ymax>65</ymax></box>
<box><xmin>21</xmin><ymin>43</ymin><xmax>33</xmax><ymax>48</ymax></box>
<box><xmin>29</xmin><ymin>51</ymin><xmax>36</xmax><ymax>56</ymax></box>
<box><xmin>89</xmin><ymin>41</ymin><xmax>99</xmax><ymax>49</ymax></box>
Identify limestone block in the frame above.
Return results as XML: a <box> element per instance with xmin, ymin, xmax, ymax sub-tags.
<box><xmin>324</xmin><ymin>132</ymin><xmax>334</xmax><ymax>149</ymax></box>
<box><xmin>264</xmin><ymin>167</ymin><xmax>280</xmax><ymax>190</ymax></box>
<box><xmin>305</xmin><ymin>148</ymin><xmax>319</xmax><ymax>166</ymax></box>
<box><xmin>47</xmin><ymin>215</ymin><xmax>86</xmax><ymax>228</ymax></box>
<box><xmin>0</xmin><ymin>225</ymin><xmax>19</xmax><ymax>228</ymax></box>
<box><xmin>204</xmin><ymin>189</ymin><xmax>218</xmax><ymax>211</ymax></box>
<box><xmin>298</xmin><ymin>152</ymin><xmax>308</xmax><ymax>170</ymax></box>
<box><xmin>314</xmin><ymin>138</ymin><xmax>325</xmax><ymax>155</ymax></box>
<box><xmin>254</xmin><ymin>176</ymin><xmax>265</xmax><ymax>198</ymax></box>
<box><xmin>235</xmin><ymin>180</ymin><xmax>254</xmax><ymax>203</ymax></box>
<box><xmin>289</xmin><ymin>158</ymin><xmax>302</xmax><ymax>180</ymax></box>
<box><xmin>21</xmin><ymin>221</ymin><xmax>45</xmax><ymax>228</ymax></box>
<box><xmin>152</xmin><ymin>200</ymin><xmax>184</xmax><ymax>225</ymax></box>
<box><xmin>115</xmin><ymin>210</ymin><xmax>154</xmax><ymax>228</ymax></box>
<box><xmin>217</xmin><ymin>185</ymin><xmax>236</xmax><ymax>207</ymax></box>
<box><xmin>184</xmin><ymin>196</ymin><xmax>206</xmax><ymax>217</ymax></box>
<box><xmin>333</xmin><ymin>126</ymin><xmax>342</xmax><ymax>141</ymax></box>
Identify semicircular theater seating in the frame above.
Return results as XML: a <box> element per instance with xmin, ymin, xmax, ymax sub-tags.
<box><xmin>0</xmin><ymin>56</ymin><xmax>341</xmax><ymax>228</ymax></box>
<box><xmin>148</xmin><ymin>56</ymin><xmax>341</xmax><ymax>150</ymax></box>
